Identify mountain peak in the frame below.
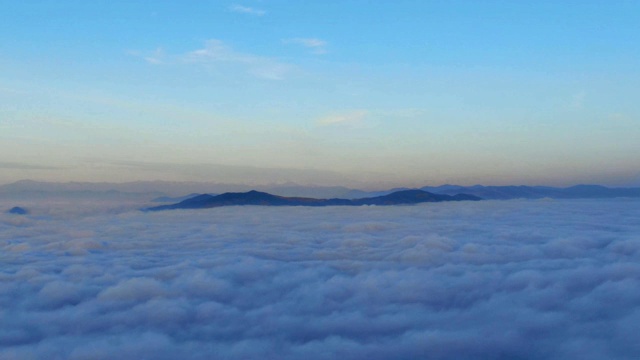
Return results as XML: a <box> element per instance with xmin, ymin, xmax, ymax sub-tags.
<box><xmin>8</xmin><ymin>206</ymin><xmax>29</xmax><ymax>215</ymax></box>
<box><xmin>145</xmin><ymin>189</ymin><xmax>481</xmax><ymax>211</ymax></box>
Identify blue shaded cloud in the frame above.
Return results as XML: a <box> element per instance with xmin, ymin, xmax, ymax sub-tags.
<box><xmin>1</xmin><ymin>198</ymin><xmax>639</xmax><ymax>359</ymax></box>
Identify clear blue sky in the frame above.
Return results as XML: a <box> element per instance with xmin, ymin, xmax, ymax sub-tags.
<box><xmin>1</xmin><ymin>0</ymin><xmax>639</xmax><ymax>187</ymax></box>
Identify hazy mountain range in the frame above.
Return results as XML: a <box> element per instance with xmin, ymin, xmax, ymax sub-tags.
<box><xmin>1</xmin><ymin>180</ymin><xmax>639</xmax><ymax>201</ymax></box>
<box><xmin>358</xmin><ymin>184</ymin><xmax>640</xmax><ymax>200</ymax></box>
<box><xmin>0</xmin><ymin>180</ymin><xmax>354</xmax><ymax>199</ymax></box>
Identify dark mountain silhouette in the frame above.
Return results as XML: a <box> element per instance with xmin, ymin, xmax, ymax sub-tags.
<box><xmin>344</xmin><ymin>187</ymin><xmax>411</xmax><ymax>199</ymax></box>
<box><xmin>7</xmin><ymin>206</ymin><xmax>28</xmax><ymax>215</ymax></box>
<box><xmin>4</xmin><ymin>179</ymin><xmax>637</xmax><ymax>202</ymax></box>
<box><xmin>0</xmin><ymin>180</ymin><xmax>357</xmax><ymax>199</ymax></box>
<box><xmin>4</xmin><ymin>179</ymin><xmax>639</xmax><ymax>201</ymax></box>
<box><xmin>151</xmin><ymin>193</ymin><xmax>204</xmax><ymax>203</ymax></box>
<box><xmin>352</xmin><ymin>189</ymin><xmax>475</xmax><ymax>205</ymax></box>
<box><xmin>145</xmin><ymin>189</ymin><xmax>481</xmax><ymax>211</ymax></box>
<box><xmin>558</xmin><ymin>185</ymin><xmax>640</xmax><ymax>198</ymax></box>
<box><xmin>421</xmin><ymin>184</ymin><xmax>640</xmax><ymax>200</ymax></box>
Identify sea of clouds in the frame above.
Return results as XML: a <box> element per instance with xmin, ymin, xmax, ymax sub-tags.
<box><xmin>1</xmin><ymin>197</ymin><xmax>639</xmax><ymax>359</ymax></box>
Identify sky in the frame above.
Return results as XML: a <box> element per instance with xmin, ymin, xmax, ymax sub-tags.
<box><xmin>1</xmin><ymin>0</ymin><xmax>639</xmax><ymax>187</ymax></box>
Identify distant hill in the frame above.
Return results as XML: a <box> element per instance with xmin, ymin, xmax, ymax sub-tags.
<box><xmin>145</xmin><ymin>189</ymin><xmax>482</xmax><ymax>211</ymax></box>
<box><xmin>151</xmin><ymin>193</ymin><xmax>204</xmax><ymax>203</ymax></box>
<box><xmin>2</xmin><ymin>180</ymin><xmax>639</xmax><ymax>201</ymax></box>
<box><xmin>351</xmin><ymin>189</ymin><xmax>479</xmax><ymax>205</ymax></box>
<box><xmin>341</xmin><ymin>184</ymin><xmax>640</xmax><ymax>200</ymax></box>
<box><xmin>7</xmin><ymin>206</ymin><xmax>29</xmax><ymax>215</ymax></box>
<box><xmin>421</xmin><ymin>184</ymin><xmax>640</xmax><ymax>200</ymax></box>
<box><xmin>0</xmin><ymin>180</ymin><xmax>358</xmax><ymax>199</ymax></box>
<box><xmin>343</xmin><ymin>187</ymin><xmax>411</xmax><ymax>199</ymax></box>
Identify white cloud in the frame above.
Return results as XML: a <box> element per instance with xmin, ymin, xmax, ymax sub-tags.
<box><xmin>143</xmin><ymin>47</ymin><xmax>166</xmax><ymax>65</ymax></box>
<box><xmin>1</xmin><ymin>197</ymin><xmax>640</xmax><ymax>359</ymax></box>
<box><xmin>185</xmin><ymin>39</ymin><xmax>240</xmax><ymax>62</ymax></box>
<box><xmin>229</xmin><ymin>4</ymin><xmax>266</xmax><ymax>16</ymax></box>
<box><xmin>317</xmin><ymin>110</ymin><xmax>368</xmax><ymax>126</ymax></box>
<box><xmin>184</xmin><ymin>39</ymin><xmax>290</xmax><ymax>80</ymax></box>
<box><xmin>131</xmin><ymin>40</ymin><xmax>291</xmax><ymax>80</ymax></box>
<box><xmin>284</xmin><ymin>38</ymin><xmax>328</xmax><ymax>54</ymax></box>
<box><xmin>128</xmin><ymin>48</ymin><xmax>163</xmax><ymax>64</ymax></box>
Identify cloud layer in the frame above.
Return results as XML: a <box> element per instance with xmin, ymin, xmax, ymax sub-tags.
<box><xmin>1</xmin><ymin>198</ymin><xmax>640</xmax><ymax>359</ymax></box>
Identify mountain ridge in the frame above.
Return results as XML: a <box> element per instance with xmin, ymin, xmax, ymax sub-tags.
<box><xmin>2</xmin><ymin>180</ymin><xmax>640</xmax><ymax>200</ymax></box>
<box><xmin>145</xmin><ymin>189</ymin><xmax>482</xmax><ymax>211</ymax></box>
<box><xmin>421</xmin><ymin>184</ymin><xmax>640</xmax><ymax>200</ymax></box>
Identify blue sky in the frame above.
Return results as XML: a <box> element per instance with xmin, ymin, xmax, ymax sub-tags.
<box><xmin>1</xmin><ymin>0</ymin><xmax>639</xmax><ymax>187</ymax></box>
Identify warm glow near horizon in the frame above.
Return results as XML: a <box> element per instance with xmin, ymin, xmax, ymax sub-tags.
<box><xmin>1</xmin><ymin>1</ymin><xmax>639</xmax><ymax>187</ymax></box>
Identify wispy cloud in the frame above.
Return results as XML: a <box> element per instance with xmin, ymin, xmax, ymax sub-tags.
<box><xmin>0</xmin><ymin>161</ymin><xmax>61</xmax><ymax>170</ymax></box>
<box><xmin>133</xmin><ymin>40</ymin><xmax>291</xmax><ymax>80</ymax></box>
<box><xmin>317</xmin><ymin>110</ymin><xmax>368</xmax><ymax>126</ymax></box>
<box><xmin>127</xmin><ymin>48</ymin><xmax>166</xmax><ymax>65</ymax></box>
<box><xmin>229</xmin><ymin>4</ymin><xmax>266</xmax><ymax>16</ymax></box>
<box><xmin>183</xmin><ymin>39</ymin><xmax>290</xmax><ymax>80</ymax></box>
<box><xmin>284</xmin><ymin>38</ymin><xmax>328</xmax><ymax>54</ymax></box>
<box><xmin>143</xmin><ymin>47</ymin><xmax>165</xmax><ymax>65</ymax></box>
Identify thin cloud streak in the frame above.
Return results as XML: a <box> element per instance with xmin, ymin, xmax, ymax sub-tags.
<box><xmin>183</xmin><ymin>39</ymin><xmax>290</xmax><ymax>80</ymax></box>
<box><xmin>229</xmin><ymin>4</ymin><xmax>266</xmax><ymax>16</ymax></box>
<box><xmin>132</xmin><ymin>40</ymin><xmax>291</xmax><ymax>80</ymax></box>
<box><xmin>284</xmin><ymin>38</ymin><xmax>328</xmax><ymax>54</ymax></box>
<box><xmin>0</xmin><ymin>161</ymin><xmax>61</xmax><ymax>170</ymax></box>
<box><xmin>144</xmin><ymin>48</ymin><xmax>166</xmax><ymax>65</ymax></box>
<box><xmin>317</xmin><ymin>110</ymin><xmax>368</xmax><ymax>126</ymax></box>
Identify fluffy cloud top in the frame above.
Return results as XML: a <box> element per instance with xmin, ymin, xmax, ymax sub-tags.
<box><xmin>1</xmin><ymin>197</ymin><xmax>639</xmax><ymax>359</ymax></box>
